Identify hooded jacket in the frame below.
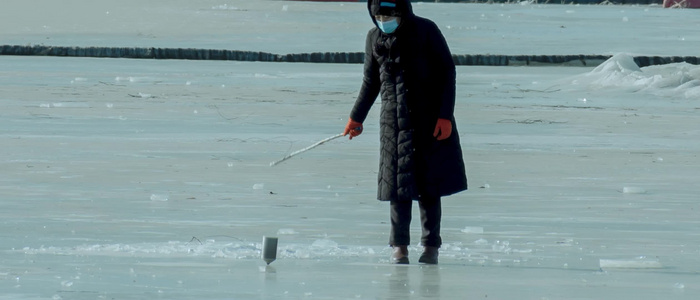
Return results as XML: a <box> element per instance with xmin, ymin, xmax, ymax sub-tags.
<box><xmin>350</xmin><ymin>0</ymin><xmax>468</xmax><ymax>202</ymax></box>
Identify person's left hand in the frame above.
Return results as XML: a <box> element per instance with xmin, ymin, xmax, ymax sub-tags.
<box><xmin>433</xmin><ymin>118</ymin><xmax>452</xmax><ymax>141</ymax></box>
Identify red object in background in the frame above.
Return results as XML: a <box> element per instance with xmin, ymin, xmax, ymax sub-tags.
<box><xmin>663</xmin><ymin>0</ymin><xmax>700</xmax><ymax>8</ymax></box>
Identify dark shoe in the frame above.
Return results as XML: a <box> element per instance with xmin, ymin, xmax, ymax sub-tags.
<box><xmin>418</xmin><ymin>246</ymin><xmax>439</xmax><ymax>264</ymax></box>
<box><xmin>391</xmin><ymin>245</ymin><xmax>409</xmax><ymax>264</ymax></box>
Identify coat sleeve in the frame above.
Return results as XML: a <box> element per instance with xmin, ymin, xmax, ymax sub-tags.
<box><xmin>428</xmin><ymin>23</ymin><xmax>456</xmax><ymax>120</ymax></box>
<box><xmin>349</xmin><ymin>30</ymin><xmax>381</xmax><ymax>124</ymax></box>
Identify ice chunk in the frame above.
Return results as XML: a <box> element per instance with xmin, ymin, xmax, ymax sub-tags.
<box><xmin>474</xmin><ymin>239</ymin><xmax>489</xmax><ymax>245</ymax></box>
<box><xmin>277</xmin><ymin>228</ymin><xmax>298</xmax><ymax>235</ymax></box>
<box><xmin>259</xmin><ymin>265</ymin><xmax>276</xmax><ymax>273</ymax></box>
<box><xmin>599</xmin><ymin>258</ymin><xmax>662</xmax><ymax>269</ymax></box>
<box><xmin>590</xmin><ymin>53</ymin><xmax>641</xmax><ymax>75</ymax></box>
<box><xmin>115</xmin><ymin>76</ymin><xmax>139</xmax><ymax>82</ymax></box>
<box><xmin>311</xmin><ymin>239</ymin><xmax>338</xmax><ymax>249</ymax></box>
<box><xmin>212</xmin><ymin>249</ymin><xmax>227</xmax><ymax>258</ymax></box>
<box><xmin>492</xmin><ymin>240</ymin><xmax>511</xmax><ymax>254</ymax></box>
<box><xmin>622</xmin><ymin>187</ymin><xmax>646</xmax><ymax>194</ymax></box>
<box><xmin>461</xmin><ymin>226</ymin><xmax>484</xmax><ymax>234</ymax></box>
<box><xmin>571</xmin><ymin>54</ymin><xmax>700</xmax><ymax>99</ymax></box>
<box><xmin>253</xmin><ymin>183</ymin><xmax>264</xmax><ymax>190</ymax></box>
<box><xmin>150</xmin><ymin>194</ymin><xmax>169</xmax><ymax>201</ymax></box>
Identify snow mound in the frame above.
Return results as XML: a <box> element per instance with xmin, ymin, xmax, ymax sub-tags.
<box><xmin>570</xmin><ymin>53</ymin><xmax>700</xmax><ymax>99</ymax></box>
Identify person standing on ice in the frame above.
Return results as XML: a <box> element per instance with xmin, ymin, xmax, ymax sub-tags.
<box><xmin>343</xmin><ymin>0</ymin><xmax>467</xmax><ymax>264</ymax></box>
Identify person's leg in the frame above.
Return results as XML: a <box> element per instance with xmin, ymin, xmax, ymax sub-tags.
<box><xmin>390</xmin><ymin>200</ymin><xmax>412</xmax><ymax>264</ymax></box>
<box><xmin>390</xmin><ymin>200</ymin><xmax>412</xmax><ymax>246</ymax></box>
<box><xmin>418</xmin><ymin>196</ymin><xmax>442</xmax><ymax>247</ymax></box>
<box><xmin>418</xmin><ymin>196</ymin><xmax>441</xmax><ymax>264</ymax></box>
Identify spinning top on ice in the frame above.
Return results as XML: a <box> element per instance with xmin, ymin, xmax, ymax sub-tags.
<box><xmin>262</xmin><ymin>236</ymin><xmax>278</xmax><ymax>265</ymax></box>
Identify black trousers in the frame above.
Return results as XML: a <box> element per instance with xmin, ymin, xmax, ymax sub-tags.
<box><xmin>389</xmin><ymin>197</ymin><xmax>442</xmax><ymax>248</ymax></box>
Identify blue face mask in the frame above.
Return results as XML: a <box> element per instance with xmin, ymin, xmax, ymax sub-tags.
<box><xmin>377</xmin><ymin>19</ymin><xmax>399</xmax><ymax>34</ymax></box>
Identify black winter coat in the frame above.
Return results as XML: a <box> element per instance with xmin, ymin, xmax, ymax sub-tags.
<box><xmin>350</xmin><ymin>0</ymin><xmax>468</xmax><ymax>202</ymax></box>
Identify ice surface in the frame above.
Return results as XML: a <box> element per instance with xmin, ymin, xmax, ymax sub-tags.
<box><xmin>1</xmin><ymin>1</ymin><xmax>700</xmax><ymax>300</ymax></box>
<box><xmin>1</xmin><ymin>1</ymin><xmax>700</xmax><ymax>56</ymax></box>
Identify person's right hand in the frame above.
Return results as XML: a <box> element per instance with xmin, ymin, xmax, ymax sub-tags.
<box><xmin>343</xmin><ymin>118</ymin><xmax>363</xmax><ymax>140</ymax></box>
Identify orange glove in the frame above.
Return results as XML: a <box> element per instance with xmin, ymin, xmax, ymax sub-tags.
<box><xmin>343</xmin><ymin>118</ymin><xmax>363</xmax><ymax>140</ymax></box>
<box><xmin>433</xmin><ymin>118</ymin><xmax>452</xmax><ymax>141</ymax></box>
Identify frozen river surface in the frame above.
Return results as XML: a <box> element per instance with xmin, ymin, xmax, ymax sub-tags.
<box><xmin>2</xmin><ymin>1</ymin><xmax>700</xmax><ymax>299</ymax></box>
<box><xmin>1</xmin><ymin>0</ymin><xmax>699</xmax><ymax>55</ymax></box>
